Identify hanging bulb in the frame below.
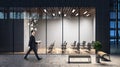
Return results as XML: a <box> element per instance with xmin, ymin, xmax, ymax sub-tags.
<box><xmin>34</xmin><ymin>19</ymin><xmax>37</xmax><ymax>23</ymax></box>
<box><xmin>30</xmin><ymin>23</ymin><xmax>33</xmax><ymax>27</ymax></box>
<box><xmin>27</xmin><ymin>23</ymin><xmax>30</xmax><ymax>25</ymax></box>
<box><xmin>31</xmin><ymin>27</ymin><xmax>33</xmax><ymax>30</ymax></box>
<box><xmin>64</xmin><ymin>14</ymin><xmax>67</xmax><ymax>17</ymax></box>
<box><xmin>34</xmin><ymin>28</ymin><xmax>37</xmax><ymax>31</ymax></box>
<box><xmin>58</xmin><ymin>11</ymin><xmax>61</xmax><ymax>14</ymax></box>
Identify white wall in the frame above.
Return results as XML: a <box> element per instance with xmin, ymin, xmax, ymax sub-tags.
<box><xmin>24</xmin><ymin>19</ymin><xmax>29</xmax><ymax>52</ymax></box>
<box><xmin>47</xmin><ymin>18</ymin><xmax>62</xmax><ymax>48</ymax></box>
<box><xmin>80</xmin><ymin>17</ymin><xmax>94</xmax><ymax>44</ymax></box>
<box><xmin>63</xmin><ymin>17</ymin><xmax>78</xmax><ymax>47</ymax></box>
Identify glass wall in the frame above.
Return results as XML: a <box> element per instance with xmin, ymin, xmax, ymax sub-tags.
<box><xmin>63</xmin><ymin>7</ymin><xmax>79</xmax><ymax>54</ymax></box>
<box><xmin>47</xmin><ymin>7</ymin><xmax>62</xmax><ymax>54</ymax></box>
<box><xmin>0</xmin><ymin>7</ymin><xmax>95</xmax><ymax>55</ymax></box>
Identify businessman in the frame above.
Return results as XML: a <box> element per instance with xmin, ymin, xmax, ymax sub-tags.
<box><xmin>24</xmin><ymin>30</ymin><xmax>41</xmax><ymax>60</ymax></box>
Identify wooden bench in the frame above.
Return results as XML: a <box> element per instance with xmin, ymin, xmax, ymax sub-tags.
<box><xmin>97</xmin><ymin>51</ymin><xmax>111</xmax><ymax>62</ymax></box>
<box><xmin>68</xmin><ymin>55</ymin><xmax>91</xmax><ymax>63</ymax></box>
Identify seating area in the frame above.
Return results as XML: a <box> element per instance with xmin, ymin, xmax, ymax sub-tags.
<box><xmin>35</xmin><ymin>41</ymin><xmax>95</xmax><ymax>55</ymax></box>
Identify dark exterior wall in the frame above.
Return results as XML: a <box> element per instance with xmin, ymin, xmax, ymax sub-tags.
<box><xmin>95</xmin><ymin>1</ymin><xmax>110</xmax><ymax>54</ymax></box>
<box><xmin>0</xmin><ymin>0</ymin><xmax>110</xmax><ymax>53</ymax></box>
<box><xmin>0</xmin><ymin>20</ymin><xmax>13</xmax><ymax>52</ymax></box>
<box><xmin>0</xmin><ymin>19</ymin><xmax>24</xmax><ymax>52</ymax></box>
<box><xmin>13</xmin><ymin>20</ymin><xmax>24</xmax><ymax>52</ymax></box>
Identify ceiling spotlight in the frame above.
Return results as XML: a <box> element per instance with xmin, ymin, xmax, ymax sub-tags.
<box><xmin>52</xmin><ymin>13</ymin><xmax>55</xmax><ymax>16</ymax></box>
<box><xmin>86</xmin><ymin>14</ymin><xmax>90</xmax><ymax>16</ymax></box>
<box><xmin>58</xmin><ymin>11</ymin><xmax>61</xmax><ymax>14</ymax></box>
<box><xmin>44</xmin><ymin>9</ymin><xmax>47</xmax><ymax>12</ymax></box>
<box><xmin>76</xmin><ymin>13</ymin><xmax>79</xmax><ymax>16</ymax></box>
<box><xmin>83</xmin><ymin>11</ymin><xmax>88</xmax><ymax>14</ymax></box>
<box><xmin>72</xmin><ymin>9</ymin><xmax>75</xmax><ymax>13</ymax></box>
<box><xmin>64</xmin><ymin>14</ymin><xmax>67</xmax><ymax>17</ymax></box>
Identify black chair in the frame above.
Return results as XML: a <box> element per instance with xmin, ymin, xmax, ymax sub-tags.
<box><xmin>87</xmin><ymin>42</ymin><xmax>91</xmax><ymax>51</ymax></box>
<box><xmin>61</xmin><ymin>41</ymin><xmax>67</xmax><ymax>53</ymax></box>
<box><xmin>74</xmin><ymin>42</ymin><xmax>80</xmax><ymax>54</ymax></box>
<box><xmin>82</xmin><ymin>41</ymin><xmax>86</xmax><ymax>49</ymax></box>
<box><xmin>71</xmin><ymin>41</ymin><xmax>76</xmax><ymax>49</ymax></box>
<box><xmin>76</xmin><ymin>42</ymin><xmax>80</xmax><ymax>51</ymax></box>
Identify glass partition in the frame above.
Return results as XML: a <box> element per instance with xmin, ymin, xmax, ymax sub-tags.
<box><xmin>0</xmin><ymin>7</ymin><xmax>96</xmax><ymax>55</ymax></box>
<box><xmin>47</xmin><ymin>7</ymin><xmax>62</xmax><ymax>54</ymax></box>
<box><xmin>63</xmin><ymin>7</ymin><xmax>79</xmax><ymax>54</ymax></box>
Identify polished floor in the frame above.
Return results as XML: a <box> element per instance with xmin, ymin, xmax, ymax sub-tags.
<box><xmin>13</xmin><ymin>48</ymin><xmax>95</xmax><ymax>55</ymax></box>
<box><xmin>0</xmin><ymin>54</ymin><xmax>120</xmax><ymax>67</ymax></box>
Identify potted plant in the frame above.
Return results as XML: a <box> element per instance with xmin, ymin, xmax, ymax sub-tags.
<box><xmin>92</xmin><ymin>41</ymin><xmax>102</xmax><ymax>63</ymax></box>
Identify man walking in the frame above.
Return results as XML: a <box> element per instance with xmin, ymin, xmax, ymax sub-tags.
<box><xmin>24</xmin><ymin>30</ymin><xmax>41</xmax><ymax>60</ymax></box>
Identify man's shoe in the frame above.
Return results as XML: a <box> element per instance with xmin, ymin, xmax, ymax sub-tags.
<box><xmin>38</xmin><ymin>57</ymin><xmax>42</xmax><ymax>60</ymax></box>
<box><xmin>24</xmin><ymin>57</ymin><xmax>28</xmax><ymax>60</ymax></box>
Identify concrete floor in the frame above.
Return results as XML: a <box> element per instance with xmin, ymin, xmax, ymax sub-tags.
<box><xmin>0</xmin><ymin>54</ymin><xmax>120</xmax><ymax>67</ymax></box>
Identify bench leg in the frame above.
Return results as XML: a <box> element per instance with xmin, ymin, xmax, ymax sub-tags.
<box><xmin>96</xmin><ymin>55</ymin><xmax>100</xmax><ymax>63</ymax></box>
<box><xmin>68</xmin><ymin>57</ymin><xmax>70</xmax><ymax>63</ymax></box>
<box><xmin>88</xmin><ymin>57</ymin><xmax>91</xmax><ymax>63</ymax></box>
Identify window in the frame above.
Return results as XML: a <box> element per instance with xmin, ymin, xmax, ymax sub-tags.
<box><xmin>118</xmin><ymin>12</ymin><xmax>120</xmax><ymax>19</ymax></box>
<box><xmin>10</xmin><ymin>12</ymin><xmax>24</xmax><ymax>19</ymax></box>
<box><xmin>110</xmin><ymin>12</ymin><xmax>116</xmax><ymax>19</ymax></box>
<box><xmin>10</xmin><ymin>12</ymin><xmax>13</xmax><ymax>19</ymax></box>
<box><xmin>20</xmin><ymin>12</ymin><xmax>24</xmax><ymax>19</ymax></box>
<box><xmin>110</xmin><ymin>0</ymin><xmax>120</xmax><ymax>53</ymax></box>
<box><xmin>24</xmin><ymin>12</ymin><xmax>30</xmax><ymax>19</ymax></box>
<box><xmin>110</xmin><ymin>30</ymin><xmax>116</xmax><ymax>37</ymax></box>
<box><xmin>118</xmin><ymin>21</ymin><xmax>120</xmax><ymax>29</ymax></box>
<box><xmin>110</xmin><ymin>21</ymin><xmax>116</xmax><ymax>28</ymax></box>
<box><xmin>118</xmin><ymin>4</ymin><xmax>120</xmax><ymax>10</ymax></box>
<box><xmin>0</xmin><ymin>12</ymin><xmax>4</xmax><ymax>19</ymax></box>
<box><xmin>118</xmin><ymin>21</ymin><xmax>120</xmax><ymax>28</ymax></box>
<box><xmin>17</xmin><ymin>12</ymin><xmax>21</xmax><ymax>19</ymax></box>
<box><xmin>119</xmin><ymin>30</ymin><xmax>120</xmax><ymax>37</ymax></box>
<box><xmin>110</xmin><ymin>39</ymin><xmax>116</xmax><ymax>46</ymax></box>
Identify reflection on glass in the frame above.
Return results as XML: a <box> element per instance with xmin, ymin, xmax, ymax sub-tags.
<box><xmin>118</xmin><ymin>3</ymin><xmax>120</xmax><ymax>10</ymax></box>
<box><xmin>118</xmin><ymin>21</ymin><xmax>120</xmax><ymax>28</ymax></box>
<box><xmin>110</xmin><ymin>21</ymin><xmax>116</xmax><ymax>28</ymax></box>
<box><xmin>47</xmin><ymin>7</ymin><xmax>62</xmax><ymax>54</ymax></box>
<box><xmin>63</xmin><ymin>7</ymin><xmax>79</xmax><ymax>54</ymax></box>
<box><xmin>0</xmin><ymin>7</ymin><xmax>96</xmax><ymax>55</ymax></box>
<box><xmin>118</xmin><ymin>30</ymin><xmax>120</xmax><ymax>37</ymax></box>
<box><xmin>0</xmin><ymin>12</ymin><xmax>4</xmax><ymax>19</ymax></box>
<box><xmin>110</xmin><ymin>30</ymin><xmax>116</xmax><ymax>37</ymax></box>
<box><xmin>35</xmin><ymin>14</ymin><xmax>46</xmax><ymax>54</ymax></box>
<box><xmin>110</xmin><ymin>39</ymin><xmax>116</xmax><ymax>46</ymax></box>
<box><xmin>118</xmin><ymin>12</ymin><xmax>120</xmax><ymax>19</ymax></box>
<box><xmin>110</xmin><ymin>12</ymin><xmax>116</xmax><ymax>19</ymax></box>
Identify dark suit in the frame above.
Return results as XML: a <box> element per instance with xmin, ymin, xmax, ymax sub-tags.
<box><xmin>24</xmin><ymin>35</ymin><xmax>40</xmax><ymax>60</ymax></box>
